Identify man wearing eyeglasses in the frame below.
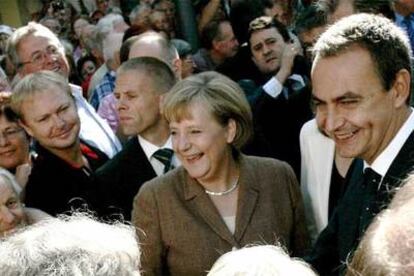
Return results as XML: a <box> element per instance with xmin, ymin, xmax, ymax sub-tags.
<box><xmin>6</xmin><ymin>22</ymin><xmax>122</xmax><ymax>158</ymax></box>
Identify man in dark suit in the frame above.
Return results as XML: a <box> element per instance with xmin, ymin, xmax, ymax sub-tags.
<box><xmin>307</xmin><ymin>13</ymin><xmax>414</xmax><ymax>275</ymax></box>
<box><xmin>242</xmin><ymin>16</ymin><xmax>313</xmax><ymax>177</ymax></box>
<box><xmin>95</xmin><ymin>56</ymin><xmax>178</xmax><ymax>221</ymax></box>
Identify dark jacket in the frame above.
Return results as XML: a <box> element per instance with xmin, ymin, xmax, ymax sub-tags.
<box><xmin>95</xmin><ymin>136</ymin><xmax>157</xmax><ymax>220</ymax></box>
<box><xmin>306</xmin><ymin>131</ymin><xmax>414</xmax><ymax>275</ymax></box>
<box><xmin>132</xmin><ymin>154</ymin><xmax>309</xmax><ymax>276</ymax></box>
<box><xmin>24</xmin><ymin>141</ymin><xmax>108</xmax><ymax>216</ymax></box>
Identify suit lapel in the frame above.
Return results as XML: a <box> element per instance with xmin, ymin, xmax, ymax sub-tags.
<box><xmin>234</xmin><ymin>156</ymin><xmax>259</xmax><ymax>243</ymax></box>
<box><xmin>350</xmin><ymin>131</ymin><xmax>414</xmax><ymax>239</ymax></box>
<box><xmin>378</xmin><ymin>131</ymin><xmax>414</xmax><ymax>204</ymax></box>
<box><xmin>338</xmin><ymin>159</ymin><xmax>365</xmax><ymax>243</ymax></box>
<box><xmin>126</xmin><ymin>137</ymin><xmax>157</xmax><ymax>180</ymax></box>
<box><xmin>184</xmin><ymin>175</ymin><xmax>237</xmax><ymax>246</ymax></box>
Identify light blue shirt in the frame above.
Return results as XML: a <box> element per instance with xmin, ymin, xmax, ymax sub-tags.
<box><xmin>395</xmin><ymin>13</ymin><xmax>414</xmax><ymax>52</ymax></box>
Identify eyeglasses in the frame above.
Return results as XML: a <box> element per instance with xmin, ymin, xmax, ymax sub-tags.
<box><xmin>18</xmin><ymin>45</ymin><xmax>61</xmax><ymax>67</ymax></box>
<box><xmin>0</xmin><ymin>128</ymin><xmax>24</xmax><ymax>141</ymax></box>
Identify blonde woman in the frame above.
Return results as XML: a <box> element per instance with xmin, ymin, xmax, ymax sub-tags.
<box><xmin>132</xmin><ymin>72</ymin><xmax>309</xmax><ymax>275</ymax></box>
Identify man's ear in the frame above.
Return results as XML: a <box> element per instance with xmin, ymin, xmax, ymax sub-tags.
<box><xmin>19</xmin><ymin>119</ymin><xmax>33</xmax><ymax>137</ymax></box>
<box><xmin>159</xmin><ymin>94</ymin><xmax>166</xmax><ymax>115</ymax></box>
<box><xmin>391</xmin><ymin>68</ymin><xmax>411</xmax><ymax>108</ymax></box>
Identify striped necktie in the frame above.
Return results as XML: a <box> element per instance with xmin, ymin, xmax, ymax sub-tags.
<box><xmin>153</xmin><ymin>148</ymin><xmax>175</xmax><ymax>173</ymax></box>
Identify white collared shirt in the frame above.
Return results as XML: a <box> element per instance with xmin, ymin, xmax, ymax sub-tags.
<box><xmin>138</xmin><ymin>135</ymin><xmax>180</xmax><ymax>176</ymax></box>
<box><xmin>70</xmin><ymin>84</ymin><xmax>122</xmax><ymax>158</ymax></box>
<box><xmin>262</xmin><ymin>74</ymin><xmax>305</xmax><ymax>98</ymax></box>
<box><xmin>364</xmin><ymin>108</ymin><xmax>414</xmax><ymax>187</ymax></box>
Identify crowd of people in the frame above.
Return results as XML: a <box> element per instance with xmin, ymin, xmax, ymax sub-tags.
<box><xmin>0</xmin><ymin>0</ymin><xmax>413</xmax><ymax>275</ymax></box>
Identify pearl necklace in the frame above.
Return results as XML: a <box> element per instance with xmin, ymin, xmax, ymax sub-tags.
<box><xmin>205</xmin><ymin>177</ymin><xmax>239</xmax><ymax>196</ymax></box>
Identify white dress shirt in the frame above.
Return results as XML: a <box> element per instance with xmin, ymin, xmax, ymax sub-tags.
<box><xmin>364</xmin><ymin>108</ymin><xmax>414</xmax><ymax>187</ymax></box>
<box><xmin>138</xmin><ymin>135</ymin><xmax>180</xmax><ymax>176</ymax></box>
<box><xmin>70</xmin><ymin>84</ymin><xmax>122</xmax><ymax>158</ymax></box>
<box><xmin>262</xmin><ymin>74</ymin><xmax>305</xmax><ymax>98</ymax></box>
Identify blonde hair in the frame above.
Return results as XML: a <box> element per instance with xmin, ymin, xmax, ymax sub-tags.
<box><xmin>10</xmin><ymin>70</ymin><xmax>73</xmax><ymax>121</ymax></box>
<box><xmin>6</xmin><ymin>22</ymin><xmax>64</xmax><ymax>68</ymax></box>
<box><xmin>162</xmin><ymin>71</ymin><xmax>253</xmax><ymax>150</ymax></box>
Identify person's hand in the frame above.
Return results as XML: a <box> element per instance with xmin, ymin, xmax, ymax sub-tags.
<box><xmin>0</xmin><ymin>91</ymin><xmax>11</xmax><ymax>104</ymax></box>
<box><xmin>15</xmin><ymin>163</ymin><xmax>32</xmax><ymax>190</ymax></box>
<box><xmin>276</xmin><ymin>42</ymin><xmax>300</xmax><ymax>84</ymax></box>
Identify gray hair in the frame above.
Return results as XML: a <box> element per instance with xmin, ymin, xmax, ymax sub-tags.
<box><xmin>96</xmin><ymin>13</ymin><xmax>127</xmax><ymax>52</ymax></box>
<box><xmin>0</xmin><ymin>167</ymin><xmax>22</xmax><ymax>195</ymax></box>
<box><xmin>97</xmin><ymin>13</ymin><xmax>126</xmax><ymax>38</ymax></box>
<box><xmin>208</xmin><ymin>245</ymin><xmax>317</xmax><ymax>276</ymax></box>
<box><xmin>82</xmin><ymin>25</ymin><xmax>101</xmax><ymax>54</ymax></box>
<box><xmin>103</xmin><ymin>32</ymin><xmax>123</xmax><ymax>63</ymax></box>
<box><xmin>6</xmin><ymin>22</ymin><xmax>64</xmax><ymax>68</ymax></box>
<box><xmin>0</xmin><ymin>213</ymin><xmax>141</xmax><ymax>276</ymax></box>
<box><xmin>129</xmin><ymin>3</ymin><xmax>151</xmax><ymax>23</ymax></box>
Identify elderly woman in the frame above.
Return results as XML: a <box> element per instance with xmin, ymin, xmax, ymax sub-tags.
<box><xmin>132</xmin><ymin>72</ymin><xmax>309</xmax><ymax>275</ymax></box>
<box><xmin>0</xmin><ymin>168</ymin><xmax>47</xmax><ymax>237</ymax></box>
<box><xmin>0</xmin><ymin>213</ymin><xmax>141</xmax><ymax>275</ymax></box>
<box><xmin>208</xmin><ymin>245</ymin><xmax>316</xmax><ymax>276</ymax></box>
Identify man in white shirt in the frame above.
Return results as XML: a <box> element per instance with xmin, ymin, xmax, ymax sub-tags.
<box><xmin>306</xmin><ymin>13</ymin><xmax>414</xmax><ymax>275</ymax></box>
<box><xmin>6</xmin><ymin>22</ymin><xmax>121</xmax><ymax>158</ymax></box>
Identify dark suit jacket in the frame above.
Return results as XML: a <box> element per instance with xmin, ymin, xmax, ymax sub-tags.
<box><xmin>25</xmin><ymin>142</ymin><xmax>108</xmax><ymax>216</ymax></box>
<box><xmin>247</xmin><ymin>82</ymin><xmax>313</xmax><ymax>178</ymax></box>
<box><xmin>95</xmin><ymin>137</ymin><xmax>156</xmax><ymax>220</ymax></box>
<box><xmin>132</xmin><ymin>154</ymin><xmax>309</xmax><ymax>276</ymax></box>
<box><xmin>307</xmin><ymin>130</ymin><xmax>414</xmax><ymax>275</ymax></box>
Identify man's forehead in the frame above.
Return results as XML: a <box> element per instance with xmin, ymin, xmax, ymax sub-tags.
<box><xmin>115</xmin><ymin>74</ymin><xmax>156</xmax><ymax>96</ymax></box>
<box><xmin>20</xmin><ymin>32</ymin><xmax>59</xmax><ymax>49</ymax></box>
<box><xmin>116</xmin><ymin>70</ymin><xmax>145</xmax><ymax>87</ymax></box>
<box><xmin>250</xmin><ymin>27</ymin><xmax>279</xmax><ymax>43</ymax></box>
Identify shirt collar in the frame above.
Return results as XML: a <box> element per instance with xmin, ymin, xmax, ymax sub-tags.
<box><xmin>69</xmin><ymin>83</ymin><xmax>82</xmax><ymax>96</ymax></box>
<box><xmin>364</xmin><ymin>108</ymin><xmax>414</xmax><ymax>177</ymax></box>
<box><xmin>138</xmin><ymin>135</ymin><xmax>173</xmax><ymax>160</ymax></box>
